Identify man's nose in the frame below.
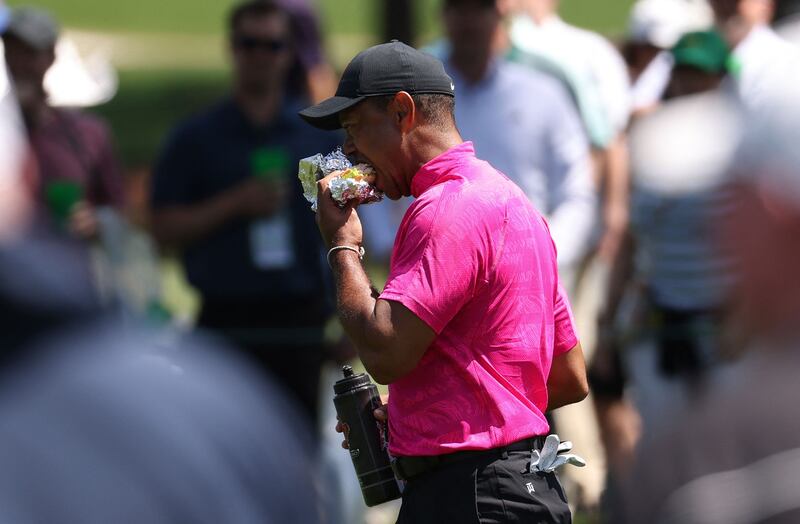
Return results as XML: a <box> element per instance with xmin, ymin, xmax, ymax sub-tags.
<box><xmin>342</xmin><ymin>136</ymin><xmax>356</xmax><ymax>157</ymax></box>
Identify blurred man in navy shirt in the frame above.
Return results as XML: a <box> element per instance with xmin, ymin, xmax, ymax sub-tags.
<box><xmin>150</xmin><ymin>0</ymin><xmax>340</xmax><ymax>427</ymax></box>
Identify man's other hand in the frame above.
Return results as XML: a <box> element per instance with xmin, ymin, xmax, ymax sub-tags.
<box><xmin>68</xmin><ymin>200</ymin><xmax>99</xmax><ymax>240</ymax></box>
<box><xmin>234</xmin><ymin>178</ymin><xmax>288</xmax><ymax>218</ymax></box>
<box><xmin>336</xmin><ymin>396</ymin><xmax>388</xmax><ymax>449</ymax></box>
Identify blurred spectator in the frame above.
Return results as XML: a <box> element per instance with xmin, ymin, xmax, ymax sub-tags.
<box><xmin>0</xmin><ymin>5</ymin><xmax>98</xmax><ymax>367</ymax></box>
<box><xmin>0</xmin><ymin>2</ymin><xmax>32</xmax><ymax>242</ymax></box>
<box><xmin>440</xmin><ymin>0</ymin><xmax>595</xmax><ymax>274</ymax></box>
<box><xmin>1</xmin><ymin>7</ymin><xmax>124</xmax><ymax>241</ymax></box>
<box><xmin>277</xmin><ymin>0</ymin><xmax>337</xmax><ymax>103</ymax></box>
<box><xmin>620</xmin><ymin>58</ymin><xmax>800</xmax><ymax>524</ymax></box>
<box><xmin>150</xmin><ymin>0</ymin><xmax>341</xmax><ymax>427</ymax></box>
<box><xmin>507</xmin><ymin>0</ymin><xmax>631</xmax><ymax>269</ymax></box>
<box><xmin>593</xmin><ymin>30</ymin><xmax>743</xmax><ymax>515</ymax></box>
<box><xmin>711</xmin><ymin>0</ymin><xmax>800</xmax><ymax>108</ymax></box>
<box><xmin>623</xmin><ymin>0</ymin><xmax>714</xmax><ymax>116</ymax></box>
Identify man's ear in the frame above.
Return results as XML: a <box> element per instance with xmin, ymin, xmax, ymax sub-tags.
<box><xmin>390</xmin><ymin>91</ymin><xmax>416</xmax><ymax>131</ymax></box>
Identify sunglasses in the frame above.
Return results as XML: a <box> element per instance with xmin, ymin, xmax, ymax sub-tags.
<box><xmin>234</xmin><ymin>36</ymin><xmax>289</xmax><ymax>53</ymax></box>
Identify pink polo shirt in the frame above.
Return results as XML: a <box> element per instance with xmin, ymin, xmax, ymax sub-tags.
<box><xmin>380</xmin><ymin>142</ymin><xmax>578</xmax><ymax>457</ymax></box>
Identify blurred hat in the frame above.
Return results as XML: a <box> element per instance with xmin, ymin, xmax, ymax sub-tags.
<box><xmin>671</xmin><ymin>30</ymin><xmax>731</xmax><ymax>74</ymax></box>
<box><xmin>299</xmin><ymin>40</ymin><xmax>455</xmax><ymax>130</ymax></box>
<box><xmin>45</xmin><ymin>37</ymin><xmax>119</xmax><ymax>107</ymax></box>
<box><xmin>628</xmin><ymin>0</ymin><xmax>714</xmax><ymax>49</ymax></box>
<box><xmin>3</xmin><ymin>6</ymin><xmax>59</xmax><ymax>50</ymax></box>
<box><xmin>774</xmin><ymin>0</ymin><xmax>800</xmax><ymax>25</ymax></box>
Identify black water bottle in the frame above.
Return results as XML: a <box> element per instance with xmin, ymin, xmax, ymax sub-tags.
<box><xmin>333</xmin><ymin>365</ymin><xmax>401</xmax><ymax>507</ymax></box>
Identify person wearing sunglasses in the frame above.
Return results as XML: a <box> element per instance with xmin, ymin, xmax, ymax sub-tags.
<box><xmin>150</xmin><ymin>0</ymin><xmax>341</xmax><ymax>432</ymax></box>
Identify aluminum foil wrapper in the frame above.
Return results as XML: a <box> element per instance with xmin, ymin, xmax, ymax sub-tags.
<box><xmin>298</xmin><ymin>149</ymin><xmax>383</xmax><ymax>211</ymax></box>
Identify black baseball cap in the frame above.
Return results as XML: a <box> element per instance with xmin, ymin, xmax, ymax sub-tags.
<box><xmin>299</xmin><ymin>40</ymin><xmax>455</xmax><ymax>130</ymax></box>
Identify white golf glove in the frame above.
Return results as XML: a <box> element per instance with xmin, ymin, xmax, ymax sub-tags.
<box><xmin>529</xmin><ymin>434</ymin><xmax>586</xmax><ymax>473</ymax></box>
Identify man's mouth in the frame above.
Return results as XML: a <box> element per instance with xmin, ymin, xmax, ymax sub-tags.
<box><xmin>348</xmin><ymin>156</ymin><xmax>380</xmax><ymax>186</ymax></box>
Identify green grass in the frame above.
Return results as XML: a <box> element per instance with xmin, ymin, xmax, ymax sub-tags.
<box><xmin>10</xmin><ymin>0</ymin><xmax>635</xmax><ymax>39</ymax></box>
<box><xmin>8</xmin><ymin>0</ymin><xmax>239</xmax><ymax>34</ymax></box>
<box><xmin>560</xmin><ymin>0</ymin><xmax>636</xmax><ymax>37</ymax></box>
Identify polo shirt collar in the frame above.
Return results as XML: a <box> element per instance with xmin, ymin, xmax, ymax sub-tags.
<box><xmin>411</xmin><ymin>141</ymin><xmax>475</xmax><ymax>198</ymax></box>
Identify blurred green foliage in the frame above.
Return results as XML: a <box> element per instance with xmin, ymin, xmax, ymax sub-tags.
<box><xmin>91</xmin><ymin>69</ymin><xmax>229</xmax><ymax>166</ymax></box>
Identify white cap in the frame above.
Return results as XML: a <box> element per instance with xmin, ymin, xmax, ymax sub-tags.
<box><xmin>628</xmin><ymin>0</ymin><xmax>714</xmax><ymax>49</ymax></box>
<box><xmin>44</xmin><ymin>37</ymin><xmax>118</xmax><ymax>107</ymax></box>
<box><xmin>4</xmin><ymin>6</ymin><xmax>59</xmax><ymax>51</ymax></box>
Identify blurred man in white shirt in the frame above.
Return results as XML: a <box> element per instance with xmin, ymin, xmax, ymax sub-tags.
<box><xmin>711</xmin><ymin>0</ymin><xmax>800</xmax><ymax>108</ymax></box>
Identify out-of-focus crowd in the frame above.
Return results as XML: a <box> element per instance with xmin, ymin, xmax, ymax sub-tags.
<box><xmin>1</xmin><ymin>0</ymin><xmax>800</xmax><ymax>522</ymax></box>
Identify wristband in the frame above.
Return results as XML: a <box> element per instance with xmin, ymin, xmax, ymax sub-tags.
<box><xmin>327</xmin><ymin>245</ymin><xmax>365</xmax><ymax>268</ymax></box>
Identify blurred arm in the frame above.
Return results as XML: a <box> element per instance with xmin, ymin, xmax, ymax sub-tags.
<box><xmin>150</xmin><ymin>189</ymin><xmax>243</xmax><ymax>250</ymax></box>
<box><xmin>151</xmin><ymin>179</ymin><xmax>286</xmax><ymax>250</ymax></box>
<box><xmin>544</xmin><ymin>83</ymin><xmax>598</xmax><ymax>270</ymax></box>
<box><xmin>90</xmin><ymin>119</ymin><xmax>126</xmax><ymax>208</ymax></box>
<box><xmin>596</xmin><ymin>134</ymin><xmax>631</xmax><ymax>262</ymax></box>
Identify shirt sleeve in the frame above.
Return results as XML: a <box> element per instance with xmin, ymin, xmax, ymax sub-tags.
<box><xmin>544</xmin><ymin>82</ymin><xmax>597</xmax><ymax>270</ymax></box>
<box><xmin>593</xmin><ymin>38</ymin><xmax>632</xmax><ymax>134</ymax></box>
<box><xmin>89</xmin><ymin>119</ymin><xmax>125</xmax><ymax>208</ymax></box>
<box><xmin>71</xmin><ymin>113</ymin><xmax>124</xmax><ymax>208</ymax></box>
<box><xmin>553</xmin><ymin>281</ymin><xmax>579</xmax><ymax>355</ymax></box>
<box><xmin>379</xmin><ymin>188</ymin><xmax>480</xmax><ymax>334</ymax></box>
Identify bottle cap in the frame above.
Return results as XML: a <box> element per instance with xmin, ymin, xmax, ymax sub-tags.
<box><xmin>334</xmin><ymin>365</ymin><xmax>372</xmax><ymax>394</ymax></box>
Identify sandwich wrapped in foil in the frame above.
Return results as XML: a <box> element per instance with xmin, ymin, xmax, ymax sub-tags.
<box><xmin>298</xmin><ymin>149</ymin><xmax>383</xmax><ymax>211</ymax></box>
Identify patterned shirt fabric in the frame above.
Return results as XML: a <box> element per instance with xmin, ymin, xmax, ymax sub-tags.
<box><xmin>29</xmin><ymin>108</ymin><xmax>124</xmax><ymax>208</ymax></box>
<box><xmin>380</xmin><ymin>142</ymin><xmax>578</xmax><ymax>457</ymax></box>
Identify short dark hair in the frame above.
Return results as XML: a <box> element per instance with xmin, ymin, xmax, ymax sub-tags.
<box><xmin>775</xmin><ymin>0</ymin><xmax>800</xmax><ymax>24</ymax></box>
<box><xmin>228</xmin><ymin>0</ymin><xmax>287</xmax><ymax>35</ymax></box>
<box><xmin>369</xmin><ymin>93</ymin><xmax>456</xmax><ymax>129</ymax></box>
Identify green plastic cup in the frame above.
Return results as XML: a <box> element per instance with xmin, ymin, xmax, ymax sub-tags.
<box><xmin>44</xmin><ymin>180</ymin><xmax>84</xmax><ymax>222</ymax></box>
<box><xmin>251</xmin><ymin>147</ymin><xmax>290</xmax><ymax>181</ymax></box>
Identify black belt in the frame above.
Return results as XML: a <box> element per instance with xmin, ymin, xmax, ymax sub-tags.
<box><xmin>391</xmin><ymin>436</ymin><xmax>546</xmax><ymax>481</ymax></box>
